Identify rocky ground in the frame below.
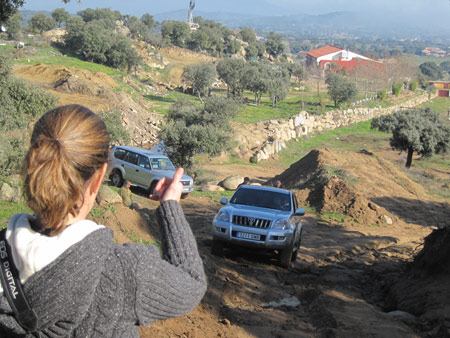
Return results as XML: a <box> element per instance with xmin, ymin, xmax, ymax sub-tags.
<box><xmin>91</xmin><ymin>148</ymin><xmax>450</xmax><ymax>338</ymax></box>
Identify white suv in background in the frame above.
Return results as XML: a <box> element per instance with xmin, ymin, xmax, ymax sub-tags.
<box><xmin>108</xmin><ymin>146</ymin><xmax>194</xmax><ymax>197</ymax></box>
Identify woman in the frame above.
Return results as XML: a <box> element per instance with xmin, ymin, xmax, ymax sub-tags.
<box><xmin>0</xmin><ymin>105</ymin><xmax>206</xmax><ymax>337</ymax></box>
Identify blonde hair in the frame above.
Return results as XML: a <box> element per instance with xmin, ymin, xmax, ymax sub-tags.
<box><xmin>23</xmin><ymin>105</ymin><xmax>110</xmax><ymax>235</ymax></box>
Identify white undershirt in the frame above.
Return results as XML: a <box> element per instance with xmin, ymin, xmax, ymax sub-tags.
<box><xmin>0</xmin><ymin>213</ymin><xmax>104</xmax><ymax>293</ymax></box>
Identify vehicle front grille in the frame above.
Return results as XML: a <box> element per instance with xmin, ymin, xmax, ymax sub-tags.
<box><xmin>232</xmin><ymin>215</ymin><xmax>271</xmax><ymax>228</ymax></box>
<box><xmin>181</xmin><ymin>180</ymin><xmax>191</xmax><ymax>186</ymax></box>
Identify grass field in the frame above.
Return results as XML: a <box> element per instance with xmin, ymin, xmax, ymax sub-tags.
<box><xmin>278</xmin><ymin>120</ymin><xmax>390</xmax><ymax>166</ymax></box>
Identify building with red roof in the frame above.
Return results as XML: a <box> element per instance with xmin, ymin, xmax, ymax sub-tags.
<box><xmin>306</xmin><ymin>45</ymin><xmax>383</xmax><ymax>73</ymax></box>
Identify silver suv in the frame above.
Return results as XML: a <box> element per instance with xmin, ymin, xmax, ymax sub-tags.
<box><xmin>108</xmin><ymin>146</ymin><xmax>194</xmax><ymax>196</ymax></box>
<box><xmin>212</xmin><ymin>185</ymin><xmax>305</xmax><ymax>268</ymax></box>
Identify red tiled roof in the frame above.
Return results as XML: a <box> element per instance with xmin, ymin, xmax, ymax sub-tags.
<box><xmin>307</xmin><ymin>45</ymin><xmax>343</xmax><ymax>58</ymax></box>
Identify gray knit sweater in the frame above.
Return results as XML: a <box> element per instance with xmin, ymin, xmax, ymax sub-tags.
<box><xmin>0</xmin><ymin>200</ymin><xmax>207</xmax><ymax>337</ymax></box>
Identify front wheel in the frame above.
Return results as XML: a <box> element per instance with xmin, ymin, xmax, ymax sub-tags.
<box><xmin>111</xmin><ymin>170</ymin><xmax>123</xmax><ymax>187</ymax></box>
<box><xmin>278</xmin><ymin>243</ymin><xmax>295</xmax><ymax>268</ymax></box>
<box><xmin>291</xmin><ymin>230</ymin><xmax>302</xmax><ymax>262</ymax></box>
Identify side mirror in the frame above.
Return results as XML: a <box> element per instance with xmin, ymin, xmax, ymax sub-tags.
<box><xmin>295</xmin><ymin>208</ymin><xmax>305</xmax><ymax>216</ymax></box>
<box><xmin>220</xmin><ymin>197</ymin><xmax>228</xmax><ymax>205</ymax></box>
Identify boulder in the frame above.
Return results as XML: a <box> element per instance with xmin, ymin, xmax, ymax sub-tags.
<box><xmin>221</xmin><ymin>175</ymin><xmax>244</xmax><ymax>190</ymax></box>
<box><xmin>96</xmin><ymin>185</ymin><xmax>122</xmax><ymax>206</ymax></box>
<box><xmin>198</xmin><ymin>185</ymin><xmax>225</xmax><ymax>192</ymax></box>
<box><xmin>0</xmin><ymin>183</ymin><xmax>20</xmax><ymax>202</ymax></box>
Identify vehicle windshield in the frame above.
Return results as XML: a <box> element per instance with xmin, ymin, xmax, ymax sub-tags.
<box><xmin>230</xmin><ymin>188</ymin><xmax>291</xmax><ymax>211</ymax></box>
<box><xmin>150</xmin><ymin>157</ymin><xmax>175</xmax><ymax>170</ymax></box>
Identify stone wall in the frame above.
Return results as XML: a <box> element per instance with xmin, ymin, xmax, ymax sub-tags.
<box><xmin>238</xmin><ymin>93</ymin><xmax>433</xmax><ymax>163</ymax></box>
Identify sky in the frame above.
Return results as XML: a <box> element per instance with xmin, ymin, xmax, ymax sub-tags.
<box><xmin>21</xmin><ymin>0</ymin><xmax>450</xmax><ymax>23</ymax></box>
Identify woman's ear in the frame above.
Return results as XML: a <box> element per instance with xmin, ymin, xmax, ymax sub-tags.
<box><xmin>90</xmin><ymin>163</ymin><xmax>108</xmax><ymax>196</ymax></box>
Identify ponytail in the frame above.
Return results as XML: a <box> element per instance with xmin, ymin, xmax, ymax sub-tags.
<box><xmin>23</xmin><ymin>105</ymin><xmax>110</xmax><ymax>235</ymax></box>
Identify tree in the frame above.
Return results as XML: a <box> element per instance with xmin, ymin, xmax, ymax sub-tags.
<box><xmin>290</xmin><ymin>63</ymin><xmax>306</xmax><ymax>84</ymax></box>
<box><xmin>325</xmin><ymin>73</ymin><xmax>357</xmax><ymax>107</ymax></box>
<box><xmin>125</xmin><ymin>15</ymin><xmax>150</xmax><ymax>40</ymax></box>
<box><xmin>5</xmin><ymin>10</ymin><xmax>21</xmax><ymax>39</ymax></box>
<box><xmin>159</xmin><ymin>96</ymin><xmax>238</xmax><ymax>169</ymax></box>
<box><xmin>29</xmin><ymin>12</ymin><xmax>56</xmax><ymax>33</ymax></box>
<box><xmin>371</xmin><ymin>109</ymin><xmax>450</xmax><ymax>168</ymax></box>
<box><xmin>161</xmin><ymin>20</ymin><xmax>190</xmax><ymax>47</ymax></box>
<box><xmin>265</xmin><ymin>63</ymin><xmax>290</xmax><ymax>108</ymax></box>
<box><xmin>216</xmin><ymin>58</ymin><xmax>247</xmax><ymax>97</ymax></box>
<box><xmin>265</xmin><ymin>32</ymin><xmax>285</xmax><ymax>58</ymax></box>
<box><xmin>182</xmin><ymin>63</ymin><xmax>217</xmax><ymax>102</ymax></box>
<box><xmin>141</xmin><ymin>13</ymin><xmax>155</xmax><ymax>29</ymax></box>
<box><xmin>243</xmin><ymin>62</ymin><xmax>267</xmax><ymax>105</ymax></box>
<box><xmin>440</xmin><ymin>61</ymin><xmax>450</xmax><ymax>74</ymax></box>
<box><xmin>0</xmin><ymin>0</ymin><xmax>24</xmax><ymax>23</ymax></box>
<box><xmin>51</xmin><ymin>8</ymin><xmax>70</xmax><ymax>27</ymax></box>
<box><xmin>239</xmin><ymin>26</ymin><xmax>256</xmax><ymax>43</ymax></box>
<box><xmin>419</xmin><ymin>62</ymin><xmax>443</xmax><ymax>80</ymax></box>
<box><xmin>225</xmin><ymin>38</ymin><xmax>241</xmax><ymax>55</ymax></box>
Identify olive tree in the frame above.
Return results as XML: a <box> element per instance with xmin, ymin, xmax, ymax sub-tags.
<box><xmin>325</xmin><ymin>73</ymin><xmax>357</xmax><ymax>107</ymax></box>
<box><xmin>371</xmin><ymin>109</ymin><xmax>450</xmax><ymax>168</ymax></box>
<box><xmin>159</xmin><ymin>97</ymin><xmax>238</xmax><ymax>169</ymax></box>
<box><xmin>29</xmin><ymin>12</ymin><xmax>56</xmax><ymax>33</ymax></box>
<box><xmin>0</xmin><ymin>0</ymin><xmax>24</xmax><ymax>23</ymax></box>
<box><xmin>182</xmin><ymin>63</ymin><xmax>217</xmax><ymax>102</ymax></box>
<box><xmin>51</xmin><ymin>8</ymin><xmax>70</xmax><ymax>27</ymax></box>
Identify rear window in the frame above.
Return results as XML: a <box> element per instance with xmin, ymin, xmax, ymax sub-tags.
<box><xmin>126</xmin><ymin>152</ymin><xmax>139</xmax><ymax>165</ymax></box>
<box><xmin>114</xmin><ymin>148</ymin><xmax>126</xmax><ymax>160</ymax></box>
<box><xmin>230</xmin><ymin>188</ymin><xmax>291</xmax><ymax>211</ymax></box>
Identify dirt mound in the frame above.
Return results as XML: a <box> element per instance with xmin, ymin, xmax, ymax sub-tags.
<box><xmin>15</xmin><ymin>63</ymin><xmax>118</xmax><ymax>89</ymax></box>
<box><xmin>13</xmin><ymin>63</ymin><xmax>162</xmax><ymax>147</ymax></box>
<box><xmin>271</xmin><ymin>148</ymin><xmax>421</xmax><ymax>226</ymax></box>
<box><xmin>412</xmin><ymin>227</ymin><xmax>450</xmax><ymax>275</ymax></box>
<box><xmin>54</xmin><ymin>75</ymin><xmax>114</xmax><ymax>98</ymax></box>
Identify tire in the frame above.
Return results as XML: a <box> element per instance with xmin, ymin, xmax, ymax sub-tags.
<box><xmin>111</xmin><ymin>170</ymin><xmax>123</xmax><ymax>187</ymax></box>
<box><xmin>211</xmin><ymin>239</ymin><xmax>224</xmax><ymax>256</ymax></box>
<box><xmin>181</xmin><ymin>193</ymin><xmax>189</xmax><ymax>199</ymax></box>
<box><xmin>279</xmin><ymin>243</ymin><xmax>294</xmax><ymax>268</ymax></box>
<box><xmin>291</xmin><ymin>230</ymin><xmax>302</xmax><ymax>262</ymax></box>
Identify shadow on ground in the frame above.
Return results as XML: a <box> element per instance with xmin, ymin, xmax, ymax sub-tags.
<box><xmin>371</xmin><ymin>196</ymin><xmax>450</xmax><ymax>228</ymax></box>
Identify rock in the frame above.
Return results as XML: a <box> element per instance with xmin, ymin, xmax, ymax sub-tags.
<box><xmin>96</xmin><ymin>185</ymin><xmax>122</xmax><ymax>206</ymax></box>
<box><xmin>382</xmin><ymin>214</ymin><xmax>393</xmax><ymax>225</ymax></box>
<box><xmin>220</xmin><ymin>319</ymin><xmax>231</xmax><ymax>326</ymax></box>
<box><xmin>387</xmin><ymin>311</ymin><xmax>417</xmax><ymax>324</ymax></box>
<box><xmin>198</xmin><ymin>185</ymin><xmax>225</xmax><ymax>192</ymax></box>
<box><xmin>221</xmin><ymin>175</ymin><xmax>244</xmax><ymax>190</ymax></box>
<box><xmin>0</xmin><ymin>183</ymin><xmax>20</xmax><ymax>202</ymax></box>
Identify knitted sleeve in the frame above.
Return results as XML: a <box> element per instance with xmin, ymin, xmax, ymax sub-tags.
<box><xmin>120</xmin><ymin>200</ymin><xmax>207</xmax><ymax>326</ymax></box>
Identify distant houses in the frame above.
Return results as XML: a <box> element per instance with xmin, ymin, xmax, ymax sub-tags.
<box><xmin>306</xmin><ymin>45</ymin><xmax>383</xmax><ymax>73</ymax></box>
<box><xmin>422</xmin><ymin>47</ymin><xmax>448</xmax><ymax>58</ymax></box>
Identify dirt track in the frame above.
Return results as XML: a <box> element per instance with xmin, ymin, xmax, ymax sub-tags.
<box><xmin>98</xmin><ymin>149</ymin><xmax>449</xmax><ymax>338</ymax></box>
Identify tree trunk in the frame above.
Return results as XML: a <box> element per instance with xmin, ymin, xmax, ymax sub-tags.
<box><xmin>405</xmin><ymin>146</ymin><xmax>413</xmax><ymax>168</ymax></box>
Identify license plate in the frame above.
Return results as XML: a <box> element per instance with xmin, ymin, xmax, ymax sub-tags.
<box><xmin>237</xmin><ymin>232</ymin><xmax>260</xmax><ymax>240</ymax></box>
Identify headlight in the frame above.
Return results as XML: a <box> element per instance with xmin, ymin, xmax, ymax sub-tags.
<box><xmin>272</xmin><ymin>219</ymin><xmax>290</xmax><ymax>230</ymax></box>
<box><xmin>216</xmin><ymin>210</ymin><xmax>230</xmax><ymax>222</ymax></box>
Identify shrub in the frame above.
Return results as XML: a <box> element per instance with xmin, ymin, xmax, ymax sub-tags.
<box><xmin>377</xmin><ymin>90</ymin><xmax>387</xmax><ymax>101</ymax></box>
<box><xmin>392</xmin><ymin>82</ymin><xmax>403</xmax><ymax>96</ymax></box>
<box><xmin>409</xmin><ymin>81</ymin><xmax>418</xmax><ymax>91</ymax></box>
<box><xmin>99</xmin><ymin>110</ymin><xmax>130</xmax><ymax>144</ymax></box>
